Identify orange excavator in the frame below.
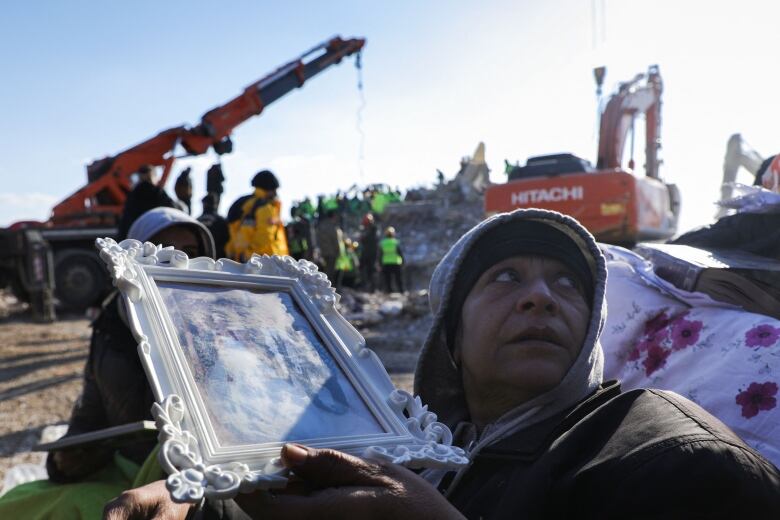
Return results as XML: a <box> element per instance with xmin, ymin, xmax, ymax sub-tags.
<box><xmin>484</xmin><ymin>65</ymin><xmax>680</xmax><ymax>245</ymax></box>
<box><xmin>0</xmin><ymin>36</ymin><xmax>365</xmax><ymax>312</ymax></box>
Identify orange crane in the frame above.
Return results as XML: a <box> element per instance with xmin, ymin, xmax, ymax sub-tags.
<box><xmin>51</xmin><ymin>36</ymin><xmax>366</xmax><ymax>228</ymax></box>
<box><xmin>0</xmin><ymin>36</ymin><xmax>365</xmax><ymax>311</ymax></box>
<box><xmin>485</xmin><ymin>65</ymin><xmax>680</xmax><ymax>244</ymax></box>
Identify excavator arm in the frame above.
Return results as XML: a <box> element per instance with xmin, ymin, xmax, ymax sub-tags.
<box><xmin>50</xmin><ymin>36</ymin><xmax>365</xmax><ymax>227</ymax></box>
<box><xmin>596</xmin><ymin>65</ymin><xmax>662</xmax><ymax>179</ymax></box>
<box><xmin>718</xmin><ymin>133</ymin><xmax>764</xmax><ymax>217</ymax></box>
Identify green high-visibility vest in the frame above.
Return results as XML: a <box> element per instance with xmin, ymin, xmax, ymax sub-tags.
<box><xmin>379</xmin><ymin>237</ymin><xmax>402</xmax><ymax>265</ymax></box>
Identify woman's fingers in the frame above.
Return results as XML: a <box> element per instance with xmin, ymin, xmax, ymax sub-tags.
<box><xmin>279</xmin><ymin>444</ymin><xmax>391</xmax><ymax>489</ymax></box>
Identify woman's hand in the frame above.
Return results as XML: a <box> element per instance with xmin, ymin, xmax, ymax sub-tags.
<box><xmin>103</xmin><ymin>480</ymin><xmax>192</xmax><ymax>520</ymax></box>
<box><xmin>235</xmin><ymin>443</ymin><xmax>465</xmax><ymax>520</ymax></box>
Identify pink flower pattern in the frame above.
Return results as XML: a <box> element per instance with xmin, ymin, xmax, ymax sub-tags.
<box><xmin>735</xmin><ymin>382</ymin><xmax>778</xmax><ymax>419</ymax></box>
<box><xmin>643</xmin><ymin>344</ymin><xmax>671</xmax><ymax>376</ymax></box>
<box><xmin>670</xmin><ymin>317</ymin><xmax>703</xmax><ymax>350</ymax></box>
<box><xmin>644</xmin><ymin>312</ymin><xmax>670</xmax><ymax>336</ymax></box>
<box><xmin>629</xmin><ymin>311</ymin><xmax>780</xmax><ymax>424</ymax></box>
<box><xmin>745</xmin><ymin>325</ymin><xmax>780</xmax><ymax>348</ymax></box>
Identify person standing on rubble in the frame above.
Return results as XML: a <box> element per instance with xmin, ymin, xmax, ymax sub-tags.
<box><xmin>316</xmin><ymin>210</ymin><xmax>343</xmax><ymax>281</ymax></box>
<box><xmin>380</xmin><ymin>226</ymin><xmax>404</xmax><ymax>293</ymax></box>
<box><xmin>335</xmin><ymin>238</ymin><xmax>360</xmax><ymax>289</ymax></box>
<box><xmin>225</xmin><ymin>170</ymin><xmax>289</xmax><ymax>261</ymax></box>
<box><xmin>117</xmin><ymin>164</ymin><xmax>177</xmax><ymax>240</ymax></box>
<box><xmin>359</xmin><ymin>212</ymin><xmax>379</xmax><ymax>292</ymax></box>
<box><xmin>286</xmin><ymin>205</ymin><xmax>314</xmax><ymax>261</ymax></box>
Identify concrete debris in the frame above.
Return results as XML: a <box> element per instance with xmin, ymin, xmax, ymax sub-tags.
<box><xmin>454</xmin><ymin>141</ymin><xmax>491</xmax><ymax>198</ymax></box>
<box><xmin>0</xmin><ymin>290</ymin><xmax>27</xmax><ymax>320</ymax></box>
<box><xmin>332</xmin><ymin>168</ymin><xmax>486</xmax><ymax>378</ymax></box>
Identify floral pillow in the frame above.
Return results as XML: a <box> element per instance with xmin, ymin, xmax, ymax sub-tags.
<box><xmin>602</xmin><ymin>247</ymin><xmax>780</xmax><ymax>467</ymax></box>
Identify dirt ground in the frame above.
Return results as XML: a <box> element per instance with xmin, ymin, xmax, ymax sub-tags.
<box><xmin>0</xmin><ymin>290</ymin><xmax>419</xmax><ymax>482</ymax></box>
<box><xmin>0</xmin><ymin>302</ymin><xmax>90</xmax><ymax>481</ymax></box>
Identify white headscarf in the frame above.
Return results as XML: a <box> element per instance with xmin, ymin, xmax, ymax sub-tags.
<box><xmin>127</xmin><ymin>207</ymin><xmax>215</xmax><ymax>259</ymax></box>
<box><xmin>414</xmin><ymin>208</ymin><xmax>608</xmax><ymax>451</ymax></box>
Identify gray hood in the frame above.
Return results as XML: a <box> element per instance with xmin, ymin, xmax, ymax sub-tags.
<box><xmin>127</xmin><ymin>207</ymin><xmax>216</xmax><ymax>259</ymax></box>
<box><xmin>414</xmin><ymin>208</ymin><xmax>607</xmax><ymax>445</ymax></box>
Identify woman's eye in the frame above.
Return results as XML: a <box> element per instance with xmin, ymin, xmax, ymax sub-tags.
<box><xmin>556</xmin><ymin>273</ymin><xmax>578</xmax><ymax>289</ymax></box>
<box><xmin>494</xmin><ymin>270</ymin><xmax>519</xmax><ymax>283</ymax></box>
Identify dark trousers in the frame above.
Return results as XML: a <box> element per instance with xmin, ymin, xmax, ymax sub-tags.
<box><xmin>361</xmin><ymin>258</ymin><xmax>376</xmax><ymax>292</ymax></box>
<box><xmin>322</xmin><ymin>255</ymin><xmax>338</xmax><ymax>282</ymax></box>
<box><xmin>382</xmin><ymin>264</ymin><xmax>404</xmax><ymax>293</ymax></box>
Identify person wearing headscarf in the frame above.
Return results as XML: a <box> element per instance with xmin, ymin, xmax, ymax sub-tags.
<box><xmin>104</xmin><ymin>209</ymin><xmax>780</xmax><ymax>519</ymax></box>
<box><xmin>0</xmin><ymin>208</ymin><xmax>216</xmax><ymax>520</ymax></box>
<box><xmin>48</xmin><ymin>208</ymin><xmax>214</xmax><ymax>483</ymax></box>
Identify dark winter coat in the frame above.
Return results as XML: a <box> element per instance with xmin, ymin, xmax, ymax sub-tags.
<box><xmin>117</xmin><ymin>181</ymin><xmax>177</xmax><ymax>239</ymax></box>
<box><xmin>446</xmin><ymin>380</ymin><xmax>780</xmax><ymax>519</ymax></box>
<box><xmin>415</xmin><ymin>209</ymin><xmax>780</xmax><ymax>518</ymax></box>
<box><xmin>47</xmin><ymin>208</ymin><xmax>214</xmax><ymax>482</ymax></box>
<box><xmin>198</xmin><ymin>211</ymin><xmax>230</xmax><ymax>259</ymax></box>
<box><xmin>671</xmin><ymin>212</ymin><xmax>780</xmax><ymax>260</ymax></box>
<box><xmin>46</xmin><ymin>293</ymin><xmax>155</xmax><ymax>482</ymax></box>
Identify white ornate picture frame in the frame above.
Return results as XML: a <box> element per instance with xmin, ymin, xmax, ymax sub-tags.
<box><xmin>96</xmin><ymin>238</ymin><xmax>468</xmax><ymax>503</ymax></box>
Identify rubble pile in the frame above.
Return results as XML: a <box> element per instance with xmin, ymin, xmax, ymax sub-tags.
<box><xmin>337</xmin><ymin>288</ymin><xmax>433</xmax><ymax>376</ymax></box>
<box><xmin>384</xmin><ymin>183</ymin><xmax>484</xmax><ymax>290</ymax></box>
<box><xmin>336</xmin><ymin>180</ymin><xmax>485</xmax><ymax>378</ymax></box>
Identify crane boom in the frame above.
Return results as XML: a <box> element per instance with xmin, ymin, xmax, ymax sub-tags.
<box><xmin>50</xmin><ymin>36</ymin><xmax>365</xmax><ymax>227</ymax></box>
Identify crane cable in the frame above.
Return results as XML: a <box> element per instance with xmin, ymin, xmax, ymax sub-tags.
<box><xmin>355</xmin><ymin>51</ymin><xmax>366</xmax><ymax>180</ymax></box>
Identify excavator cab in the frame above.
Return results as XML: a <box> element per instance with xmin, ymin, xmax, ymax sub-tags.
<box><xmin>485</xmin><ymin>65</ymin><xmax>680</xmax><ymax>245</ymax></box>
<box><xmin>507</xmin><ymin>153</ymin><xmax>594</xmax><ymax>181</ymax></box>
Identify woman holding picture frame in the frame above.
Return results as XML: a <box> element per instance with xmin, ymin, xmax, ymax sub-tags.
<box><xmin>106</xmin><ymin>209</ymin><xmax>780</xmax><ymax>519</ymax></box>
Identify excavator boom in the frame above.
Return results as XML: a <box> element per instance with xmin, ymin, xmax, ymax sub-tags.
<box><xmin>596</xmin><ymin>65</ymin><xmax>662</xmax><ymax>178</ymax></box>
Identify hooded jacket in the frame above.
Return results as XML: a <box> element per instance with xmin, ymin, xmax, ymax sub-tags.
<box><xmin>127</xmin><ymin>207</ymin><xmax>215</xmax><ymax>259</ymax></box>
<box><xmin>415</xmin><ymin>208</ymin><xmax>606</xmax><ymax>441</ymax></box>
<box><xmin>415</xmin><ymin>208</ymin><xmax>780</xmax><ymax>518</ymax></box>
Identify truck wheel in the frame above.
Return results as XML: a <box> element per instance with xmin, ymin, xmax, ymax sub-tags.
<box><xmin>54</xmin><ymin>251</ymin><xmax>108</xmax><ymax>310</ymax></box>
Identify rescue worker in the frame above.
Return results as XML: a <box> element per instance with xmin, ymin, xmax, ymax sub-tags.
<box><xmin>286</xmin><ymin>206</ymin><xmax>313</xmax><ymax>261</ymax></box>
<box><xmin>359</xmin><ymin>213</ymin><xmax>379</xmax><ymax>292</ymax></box>
<box><xmin>379</xmin><ymin>226</ymin><xmax>404</xmax><ymax>293</ymax></box>
<box><xmin>225</xmin><ymin>170</ymin><xmax>289</xmax><ymax>261</ymax></box>
<box><xmin>335</xmin><ymin>238</ymin><xmax>360</xmax><ymax>289</ymax></box>
<box><xmin>298</xmin><ymin>197</ymin><xmax>316</xmax><ymax>220</ymax></box>
<box><xmin>117</xmin><ymin>164</ymin><xmax>176</xmax><ymax>240</ymax></box>
<box><xmin>315</xmin><ymin>210</ymin><xmax>343</xmax><ymax>281</ymax></box>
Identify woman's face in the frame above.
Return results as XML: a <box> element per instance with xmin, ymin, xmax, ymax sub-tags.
<box><xmin>149</xmin><ymin>226</ymin><xmax>203</xmax><ymax>258</ymax></box>
<box><xmin>455</xmin><ymin>254</ymin><xmax>591</xmax><ymax>414</ymax></box>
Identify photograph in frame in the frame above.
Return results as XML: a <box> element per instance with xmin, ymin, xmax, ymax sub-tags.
<box><xmin>156</xmin><ymin>281</ymin><xmax>386</xmax><ymax>446</ymax></box>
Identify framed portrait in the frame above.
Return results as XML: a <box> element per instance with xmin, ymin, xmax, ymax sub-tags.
<box><xmin>96</xmin><ymin>238</ymin><xmax>468</xmax><ymax>503</ymax></box>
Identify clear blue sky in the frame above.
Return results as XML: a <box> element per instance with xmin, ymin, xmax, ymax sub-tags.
<box><xmin>2</xmin><ymin>0</ymin><xmax>779</xmax><ymax>233</ymax></box>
